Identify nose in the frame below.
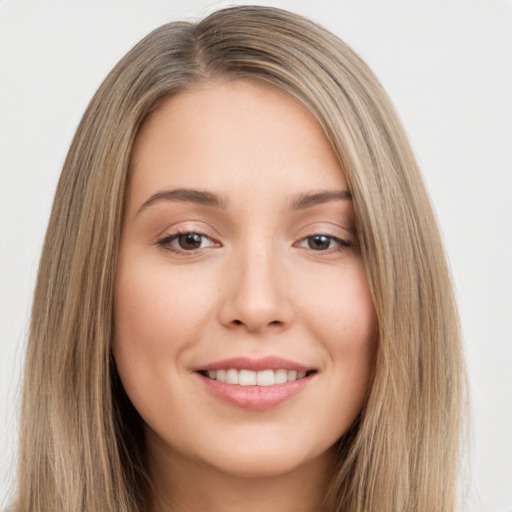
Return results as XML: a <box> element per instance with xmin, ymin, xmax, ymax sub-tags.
<box><xmin>217</xmin><ymin>244</ymin><xmax>293</xmax><ymax>334</ymax></box>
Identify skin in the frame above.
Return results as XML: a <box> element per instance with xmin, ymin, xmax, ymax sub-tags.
<box><xmin>113</xmin><ymin>80</ymin><xmax>377</xmax><ymax>512</ymax></box>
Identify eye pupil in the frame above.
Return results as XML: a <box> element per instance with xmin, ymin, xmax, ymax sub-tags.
<box><xmin>308</xmin><ymin>235</ymin><xmax>331</xmax><ymax>250</ymax></box>
<box><xmin>178</xmin><ymin>233</ymin><xmax>202</xmax><ymax>250</ymax></box>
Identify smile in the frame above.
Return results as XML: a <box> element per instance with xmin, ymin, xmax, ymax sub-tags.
<box><xmin>194</xmin><ymin>357</ymin><xmax>317</xmax><ymax>410</ymax></box>
<box><xmin>200</xmin><ymin>368</ymin><xmax>312</xmax><ymax>386</ymax></box>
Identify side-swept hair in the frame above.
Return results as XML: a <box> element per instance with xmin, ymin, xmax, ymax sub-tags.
<box><xmin>16</xmin><ymin>6</ymin><xmax>466</xmax><ymax>512</ymax></box>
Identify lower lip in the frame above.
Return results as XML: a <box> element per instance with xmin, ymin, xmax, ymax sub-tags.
<box><xmin>197</xmin><ymin>373</ymin><xmax>314</xmax><ymax>410</ymax></box>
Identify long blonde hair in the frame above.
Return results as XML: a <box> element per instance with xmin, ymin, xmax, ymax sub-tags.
<box><xmin>16</xmin><ymin>6</ymin><xmax>466</xmax><ymax>511</ymax></box>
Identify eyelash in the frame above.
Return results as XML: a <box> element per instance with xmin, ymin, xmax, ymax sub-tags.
<box><xmin>157</xmin><ymin>231</ymin><xmax>218</xmax><ymax>254</ymax></box>
<box><xmin>157</xmin><ymin>230</ymin><xmax>355</xmax><ymax>255</ymax></box>
<box><xmin>295</xmin><ymin>234</ymin><xmax>354</xmax><ymax>252</ymax></box>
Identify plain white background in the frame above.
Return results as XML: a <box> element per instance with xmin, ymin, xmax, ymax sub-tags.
<box><xmin>0</xmin><ymin>0</ymin><xmax>510</xmax><ymax>510</ymax></box>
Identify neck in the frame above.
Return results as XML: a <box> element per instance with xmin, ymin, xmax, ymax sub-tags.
<box><xmin>148</xmin><ymin>438</ymin><xmax>337</xmax><ymax>512</ymax></box>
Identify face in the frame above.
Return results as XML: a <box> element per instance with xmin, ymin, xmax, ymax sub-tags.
<box><xmin>114</xmin><ymin>80</ymin><xmax>377</xmax><ymax>480</ymax></box>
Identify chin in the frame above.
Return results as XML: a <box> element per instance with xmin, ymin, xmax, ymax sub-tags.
<box><xmin>189</xmin><ymin>431</ymin><xmax>336</xmax><ymax>480</ymax></box>
<box><xmin>211</xmin><ymin>453</ymin><xmax>305</xmax><ymax>479</ymax></box>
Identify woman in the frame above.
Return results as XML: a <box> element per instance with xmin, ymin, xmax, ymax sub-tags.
<box><xmin>13</xmin><ymin>6</ymin><xmax>466</xmax><ymax>512</ymax></box>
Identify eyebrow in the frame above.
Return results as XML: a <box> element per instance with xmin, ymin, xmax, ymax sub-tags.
<box><xmin>137</xmin><ymin>187</ymin><xmax>352</xmax><ymax>215</ymax></box>
<box><xmin>138</xmin><ymin>188</ymin><xmax>227</xmax><ymax>214</ymax></box>
<box><xmin>291</xmin><ymin>190</ymin><xmax>352</xmax><ymax>209</ymax></box>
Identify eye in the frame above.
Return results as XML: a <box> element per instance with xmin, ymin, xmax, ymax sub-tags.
<box><xmin>158</xmin><ymin>231</ymin><xmax>217</xmax><ymax>253</ymax></box>
<box><xmin>297</xmin><ymin>234</ymin><xmax>352</xmax><ymax>251</ymax></box>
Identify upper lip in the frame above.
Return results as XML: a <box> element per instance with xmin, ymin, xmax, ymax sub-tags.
<box><xmin>194</xmin><ymin>356</ymin><xmax>314</xmax><ymax>373</ymax></box>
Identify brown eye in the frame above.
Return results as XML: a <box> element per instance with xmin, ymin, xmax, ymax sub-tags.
<box><xmin>307</xmin><ymin>235</ymin><xmax>332</xmax><ymax>250</ymax></box>
<box><xmin>177</xmin><ymin>233</ymin><xmax>203</xmax><ymax>250</ymax></box>
<box><xmin>158</xmin><ymin>232</ymin><xmax>216</xmax><ymax>253</ymax></box>
<box><xmin>297</xmin><ymin>234</ymin><xmax>353</xmax><ymax>252</ymax></box>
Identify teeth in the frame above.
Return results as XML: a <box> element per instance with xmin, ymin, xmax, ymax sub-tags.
<box><xmin>275</xmin><ymin>369</ymin><xmax>288</xmax><ymax>384</ymax></box>
<box><xmin>256</xmin><ymin>369</ymin><xmax>274</xmax><ymax>386</ymax></box>
<box><xmin>239</xmin><ymin>369</ymin><xmax>256</xmax><ymax>386</ymax></box>
<box><xmin>204</xmin><ymin>368</ymin><xmax>310</xmax><ymax>386</ymax></box>
<box><xmin>226</xmin><ymin>369</ymin><xmax>238</xmax><ymax>384</ymax></box>
<box><xmin>287</xmin><ymin>370</ymin><xmax>297</xmax><ymax>381</ymax></box>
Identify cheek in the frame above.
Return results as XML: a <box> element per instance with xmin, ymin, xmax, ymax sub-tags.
<box><xmin>282</xmin><ymin>264</ymin><xmax>377</xmax><ymax>448</ymax></box>
<box><xmin>296</xmin><ymin>261</ymin><xmax>377</xmax><ymax>381</ymax></box>
<box><xmin>113</xmin><ymin>258</ymin><xmax>217</xmax><ymax>356</ymax></box>
<box><xmin>305</xmin><ymin>265</ymin><xmax>376</xmax><ymax>342</ymax></box>
<box><xmin>111</xmin><ymin>257</ymin><xmax>219</xmax><ymax>414</ymax></box>
<box><xmin>112</xmin><ymin>256</ymin><xmax>220</xmax><ymax>424</ymax></box>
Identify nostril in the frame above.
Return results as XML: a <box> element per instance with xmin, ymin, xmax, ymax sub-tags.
<box><xmin>227</xmin><ymin>317</ymin><xmax>287</xmax><ymax>331</ymax></box>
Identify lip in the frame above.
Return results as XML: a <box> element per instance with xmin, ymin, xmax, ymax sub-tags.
<box><xmin>194</xmin><ymin>356</ymin><xmax>313</xmax><ymax>372</ymax></box>
<box><xmin>197</xmin><ymin>373</ymin><xmax>315</xmax><ymax>410</ymax></box>
<box><xmin>193</xmin><ymin>356</ymin><xmax>317</xmax><ymax>410</ymax></box>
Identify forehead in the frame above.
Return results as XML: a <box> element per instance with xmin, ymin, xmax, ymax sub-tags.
<box><xmin>127</xmin><ymin>80</ymin><xmax>347</xmax><ymax>210</ymax></box>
